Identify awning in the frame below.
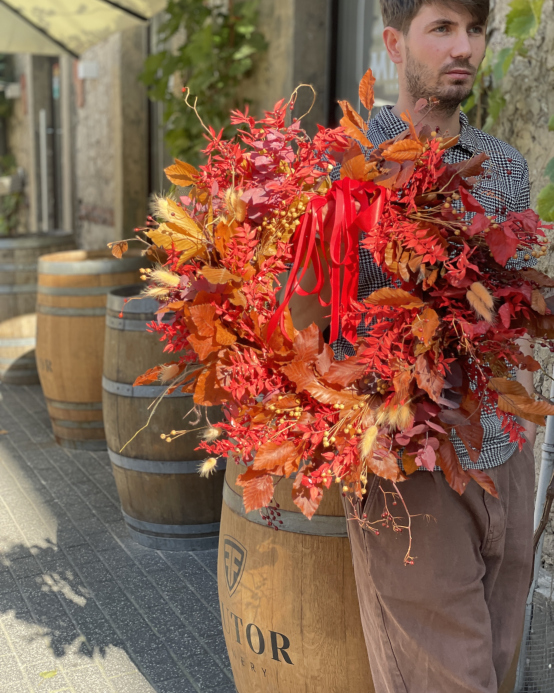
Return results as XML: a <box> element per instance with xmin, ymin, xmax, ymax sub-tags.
<box><xmin>0</xmin><ymin>0</ymin><xmax>167</xmax><ymax>57</ymax></box>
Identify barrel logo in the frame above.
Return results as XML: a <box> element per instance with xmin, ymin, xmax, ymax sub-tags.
<box><xmin>224</xmin><ymin>535</ymin><xmax>247</xmax><ymax>596</ymax></box>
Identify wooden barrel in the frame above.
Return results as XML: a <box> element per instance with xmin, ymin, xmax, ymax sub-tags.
<box><xmin>102</xmin><ymin>285</ymin><xmax>225</xmax><ymax>551</ymax></box>
<box><xmin>0</xmin><ymin>231</ymin><xmax>75</xmax><ymax>322</ymax></box>
<box><xmin>219</xmin><ymin>461</ymin><xmax>373</xmax><ymax>693</ymax></box>
<box><xmin>36</xmin><ymin>250</ymin><xmax>143</xmax><ymax>450</ymax></box>
<box><xmin>0</xmin><ymin>313</ymin><xmax>39</xmax><ymax>385</ymax></box>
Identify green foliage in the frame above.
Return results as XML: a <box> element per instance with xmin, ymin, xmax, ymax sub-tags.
<box><xmin>548</xmin><ymin>115</ymin><xmax>554</xmax><ymax>132</ymax></box>
<box><xmin>141</xmin><ymin>0</ymin><xmax>267</xmax><ymax>167</ymax></box>
<box><xmin>537</xmin><ymin>184</ymin><xmax>554</xmax><ymax>222</ymax></box>
<box><xmin>0</xmin><ymin>154</ymin><xmax>21</xmax><ymax>237</ymax></box>
<box><xmin>545</xmin><ymin>158</ymin><xmax>554</xmax><ymax>183</ymax></box>
<box><xmin>463</xmin><ymin>0</ymin><xmax>545</xmax><ymax>130</ymax></box>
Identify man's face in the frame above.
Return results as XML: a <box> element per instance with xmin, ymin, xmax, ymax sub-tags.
<box><xmin>400</xmin><ymin>3</ymin><xmax>486</xmax><ymax>113</ymax></box>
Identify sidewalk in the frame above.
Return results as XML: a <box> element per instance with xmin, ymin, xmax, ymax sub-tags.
<box><xmin>0</xmin><ymin>383</ymin><xmax>236</xmax><ymax>693</ymax></box>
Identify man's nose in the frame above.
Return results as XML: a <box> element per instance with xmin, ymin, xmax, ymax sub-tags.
<box><xmin>451</xmin><ymin>30</ymin><xmax>472</xmax><ymax>60</ymax></box>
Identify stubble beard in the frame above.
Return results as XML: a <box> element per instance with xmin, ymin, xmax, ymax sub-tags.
<box><xmin>405</xmin><ymin>47</ymin><xmax>475</xmax><ymax>117</ymax></box>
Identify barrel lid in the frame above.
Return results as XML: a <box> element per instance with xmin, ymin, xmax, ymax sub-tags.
<box><xmin>107</xmin><ymin>284</ymin><xmax>159</xmax><ymax>314</ymax></box>
<box><xmin>0</xmin><ymin>231</ymin><xmax>75</xmax><ymax>250</ymax></box>
<box><xmin>38</xmin><ymin>249</ymin><xmax>144</xmax><ymax>276</ymax></box>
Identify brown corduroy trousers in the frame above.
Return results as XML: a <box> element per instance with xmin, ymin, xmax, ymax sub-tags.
<box><xmin>344</xmin><ymin>443</ymin><xmax>535</xmax><ymax>693</ymax></box>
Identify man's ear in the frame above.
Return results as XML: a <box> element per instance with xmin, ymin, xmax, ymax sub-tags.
<box><xmin>383</xmin><ymin>26</ymin><xmax>403</xmax><ymax>65</ymax></box>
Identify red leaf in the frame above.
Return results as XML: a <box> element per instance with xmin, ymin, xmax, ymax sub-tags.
<box><xmin>486</xmin><ymin>225</ymin><xmax>519</xmax><ymax>267</ymax></box>
<box><xmin>240</xmin><ymin>474</ymin><xmax>275</xmax><ymax>513</ymax></box>
<box><xmin>498</xmin><ymin>302</ymin><xmax>512</xmax><ymax>328</ymax></box>
<box><xmin>193</xmin><ymin>367</ymin><xmax>228</xmax><ymax>406</ymax></box>
<box><xmin>293</xmin><ymin>323</ymin><xmax>323</xmax><ymax>365</ymax></box>
<box><xmin>467</xmin><ymin>213</ymin><xmax>490</xmax><ymax>237</ymax></box>
<box><xmin>454</xmin><ymin>422</ymin><xmax>484</xmax><ymax>464</ymax></box>
<box><xmin>292</xmin><ymin>474</ymin><xmax>323</xmax><ymax>520</ymax></box>
<box><xmin>516</xmin><ymin>354</ymin><xmax>541</xmax><ymax>372</ymax></box>
<box><xmin>519</xmin><ymin>268</ymin><xmax>554</xmax><ymax>288</ymax></box>
<box><xmin>467</xmin><ymin>469</ymin><xmax>498</xmax><ymax>498</ymax></box>
<box><xmin>189</xmin><ymin>304</ymin><xmax>217</xmax><ymax>337</ymax></box>
<box><xmin>321</xmin><ymin>355</ymin><xmax>367</xmax><ymax>387</ymax></box>
<box><xmin>315</xmin><ymin>344</ymin><xmax>334</xmax><ymax>376</ymax></box>
<box><xmin>415</xmin><ymin>354</ymin><xmax>445</xmax><ymax>403</ymax></box>
<box><xmin>460</xmin><ymin>188</ymin><xmax>485</xmax><ymax>214</ymax></box>
<box><xmin>366</xmin><ymin>448</ymin><xmax>402</xmax><ymax>482</ymax></box>
<box><xmin>253</xmin><ymin>441</ymin><xmax>299</xmax><ymax>475</ymax></box>
<box><xmin>437</xmin><ymin>438</ymin><xmax>472</xmax><ymax>495</ymax></box>
<box><xmin>281</xmin><ymin>361</ymin><xmax>316</xmax><ymax>391</ymax></box>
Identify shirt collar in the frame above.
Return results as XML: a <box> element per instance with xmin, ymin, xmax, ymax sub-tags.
<box><xmin>373</xmin><ymin>106</ymin><xmax>479</xmax><ymax>155</ymax></box>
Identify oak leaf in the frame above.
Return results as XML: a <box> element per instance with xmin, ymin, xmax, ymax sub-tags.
<box><xmin>164</xmin><ymin>159</ymin><xmax>200</xmax><ymax>187</ymax></box>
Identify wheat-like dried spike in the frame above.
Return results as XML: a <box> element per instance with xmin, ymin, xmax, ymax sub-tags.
<box><xmin>395</xmin><ymin>403</ymin><xmax>415</xmax><ymax>431</ymax></box>
<box><xmin>466</xmin><ymin>289</ymin><xmax>494</xmax><ymax>323</ymax></box>
<box><xmin>159</xmin><ymin>363</ymin><xmax>180</xmax><ymax>383</ymax></box>
<box><xmin>198</xmin><ymin>458</ymin><xmax>218</xmax><ymax>478</ymax></box>
<box><xmin>150</xmin><ymin>268</ymin><xmax>180</xmax><ymax>288</ymax></box>
<box><xmin>142</xmin><ymin>285</ymin><xmax>170</xmax><ymax>300</ymax></box>
<box><xmin>469</xmin><ymin>282</ymin><xmax>494</xmax><ymax>310</ymax></box>
<box><xmin>359</xmin><ymin>425</ymin><xmax>378</xmax><ymax>459</ymax></box>
<box><xmin>202</xmin><ymin>427</ymin><xmax>222</xmax><ymax>441</ymax></box>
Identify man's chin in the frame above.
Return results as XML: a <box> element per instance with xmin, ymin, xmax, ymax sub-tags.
<box><xmin>434</xmin><ymin>86</ymin><xmax>473</xmax><ymax>110</ymax></box>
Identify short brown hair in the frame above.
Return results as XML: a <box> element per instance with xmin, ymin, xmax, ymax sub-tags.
<box><xmin>379</xmin><ymin>0</ymin><xmax>489</xmax><ymax>32</ymax></box>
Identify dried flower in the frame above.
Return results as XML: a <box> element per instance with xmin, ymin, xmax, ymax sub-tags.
<box><xmin>199</xmin><ymin>458</ymin><xmax>219</xmax><ymax>478</ymax></box>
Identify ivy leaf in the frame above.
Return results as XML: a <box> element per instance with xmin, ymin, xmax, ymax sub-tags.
<box><xmin>537</xmin><ymin>183</ymin><xmax>554</xmax><ymax>222</ymax></box>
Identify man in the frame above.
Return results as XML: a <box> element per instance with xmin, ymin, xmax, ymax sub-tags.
<box><xmin>290</xmin><ymin>1</ymin><xmax>536</xmax><ymax>691</ymax></box>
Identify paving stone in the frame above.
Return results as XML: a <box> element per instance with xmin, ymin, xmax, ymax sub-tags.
<box><xmin>153</xmin><ymin>678</ymin><xmax>200</xmax><ymax>693</ymax></box>
<box><xmin>95</xmin><ymin>645</ymin><xmax>139</xmax><ymax>678</ymax></box>
<box><xmin>0</xmin><ymin>571</ymin><xmax>19</xmax><ymax>593</ymax></box>
<box><xmin>109</xmin><ymin>673</ymin><xmax>156</xmax><ymax>693</ymax></box>
<box><xmin>132</xmin><ymin>645</ymin><xmax>184</xmax><ymax>683</ymax></box>
<box><xmin>64</xmin><ymin>664</ymin><xmax>114</xmax><ymax>693</ymax></box>
<box><xmin>23</xmin><ymin>665</ymin><xmax>71</xmax><ymax>692</ymax></box>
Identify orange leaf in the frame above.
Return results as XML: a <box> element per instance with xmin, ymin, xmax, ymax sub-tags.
<box><xmin>214</xmin><ymin>221</ymin><xmax>231</xmax><ymax>257</ymax></box>
<box><xmin>338</xmin><ymin>101</ymin><xmax>373</xmax><ymax>149</ymax></box>
<box><xmin>164</xmin><ymin>159</ymin><xmax>200</xmax><ymax>187</ymax></box>
<box><xmin>412</xmin><ymin>306</ymin><xmax>440</xmax><ymax>346</ymax></box>
<box><xmin>532</xmin><ymin>289</ymin><xmax>547</xmax><ymax>315</ymax></box>
<box><xmin>454</xmin><ymin>422</ymin><xmax>484</xmax><ymax>464</ymax></box>
<box><xmin>393</xmin><ymin>370</ymin><xmax>413</xmax><ymax>399</ymax></box>
<box><xmin>365</xmin><ymin>287</ymin><xmax>424</xmax><ymax>309</ymax></box>
<box><xmin>215</xmin><ymin>322</ymin><xmax>237</xmax><ymax>346</ymax></box>
<box><xmin>133</xmin><ymin>366</ymin><xmax>162</xmax><ymax>387</ymax></box>
<box><xmin>519</xmin><ymin>268</ymin><xmax>554</xmax><ymax>288</ymax></box>
<box><xmin>193</xmin><ymin>367</ymin><xmax>228</xmax><ymax>406</ymax></box>
<box><xmin>187</xmin><ymin>334</ymin><xmax>219</xmax><ymax>361</ymax></box>
<box><xmin>401</xmin><ymin>450</ymin><xmax>418</xmax><ymax>475</ymax></box>
<box><xmin>282</xmin><ymin>361</ymin><xmax>316</xmax><ymax>391</ymax></box>
<box><xmin>366</xmin><ymin>447</ymin><xmax>402</xmax><ymax>482</ymax></box>
<box><xmin>253</xmin><ymin>441</ymin><xmax>299</xmax><ymax>475</ymax></box>
<box><xmin>338</xmin><ymin>100</ymin><xmax>366</xmax><ymax>130</ymax></box>
<box><xmin>487</xmin><ymin>377</ymin><xmax>528</xmax><ymax>397</ymax></box>
<box><xmin>292</xmin><ymin>473</ymin><xmax>322</xmax><ymax>520</ymax></box>
<box><xmin>304</xmin><ymin>382</ymin><xmax>363</xmax><ymax>408</ymax></box>
<box><xmin>321</xmin><ymin>355</ymin><xmax>366</xmax><ymax>387</ymax></box>
<box><xmin>241</xmin><ymin>475</ymin><xmax>275</xmax><ymax>513</ymax></box>
<box><xmin>381</xmin><ymin>139</ymin><xmax>423</xmax><ymax>162</ymax></box>
<box><xmin>189</xmin><ymin>304</ymin><xmax>217</xmax><ymax>337</ymax></box>
<box><xmin>109</xmin><ymin>241</ymin><xmax>128</xmax><ymax>259</ymax></box>
<box><xmin>437</xmin><ymin>438</ymin><xmax>471</xmax><ymax>495</ymax></box>
<box><xmin>293</xmin><ymin>323</ymin><xmax>323</xmax><ymax>364</ymax></box>
<box><xmin>359</xmin><ymin>68</ymin><xmax>376</xmax><ymax>112</ymax></box>
<box><xmin>400</xmin><ymin>111</ymin><xmax>418</xmax><ymax>141</ymax></box>
<box><xmin>200</xmin><ymin>267</ymin><xmax>240</xmax><ymax>284</ymax></box>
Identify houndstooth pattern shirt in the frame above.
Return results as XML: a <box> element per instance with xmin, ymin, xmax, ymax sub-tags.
<box><xmin>330</xmin><ymin>106</ymin><xmax>534</xmax><ymax>470</ymax></box>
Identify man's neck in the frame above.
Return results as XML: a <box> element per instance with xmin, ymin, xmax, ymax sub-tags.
<box><xmin>391</xmin><ymin>96</ymin><xmax>462</xmax><ymax>137</ymax></box>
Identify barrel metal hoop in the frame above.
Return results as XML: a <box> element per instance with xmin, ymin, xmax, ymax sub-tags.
<box><xmin>0</xmin><ymin>232</ymin><xmax>73</xmax><ymax>250</ymax></box>
<box><xmin>105</xmin><ymin>315</ymin><xmax>151</xmax><ymax>332</ymax></box>
<box><xmin>52</xmin><ymin>419</ymin><xmax>105</xmax><ymax>429</ymax></box>
<box><xmin>107</xmin><ymin>293</ymin><xmax>159</xmax><ymax>314</ymax></box>
<box><xmin>37</xmin><ymin>305</ymin><xmax>106</xmax><ymax>317</ymax></box>
<box><xmin>121</xmin><ymin>510</ymin><xmax>220</xmax><ymax>536</ymax></box>
<box><xmin>125</xmin><ymin>526</ymin><xmax>219</xmax><ymax>551</ymax></box>
<box><xmin>37</xmin><ymin>284</ymin><xmax>125</xmax><ymax>297</ymax></box>
<box><xmin>45</xmin><ymin>398</ymin><xmax>103</xmax><ymax>411</ymax></box>
<box><xmin>108</xmin><ymin>448</ymin><xmax>226</xmax><ymax>475</ymax></box>
<box><xmin>38</xmin><ymin>256</ymin><xmax>143</xmax><ymax>275</ymax></box>
<box><xmin>0</xmin><ymin>263</ymin><xmax>38</xmax><ymax>272</ymax></box>
<box><xmin>0</xmin><ymin>337</ymin><xmax>36</xmax><ymax>347</ymax></box>
<box><xmin>0</xmin><ymin>283</ymin><xmax>37</xmax><ymax>294</ymax></box>
<box><xmin>223</xmin><ymin>480</ymin><xmax>348</xmax><ymax>537</ymax></box>
<box><xmin>102</xmin><ymin>375</ymin><xmax>191</xmax><ymax>399</ymax></box>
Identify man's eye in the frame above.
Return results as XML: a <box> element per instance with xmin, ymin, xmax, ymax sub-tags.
<box><xmin>469</xmin><ymin>26</ymin><xmax>484</xmax><ymax>34</ymax></box>
<box><xmin>434</xmin><ymin>25</ymin><xmax>449</xmax><ymax>33</ymax></box>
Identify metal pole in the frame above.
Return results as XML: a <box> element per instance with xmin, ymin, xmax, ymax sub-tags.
<box><xmin>39</xmin><ymin>107</ymin><xmax>49</xmax><ymax>232</ymax></box>
<box><xmin>514</xmin><ymin>370</ymin><xmax>554</xmax><ymax>691</ymax></box>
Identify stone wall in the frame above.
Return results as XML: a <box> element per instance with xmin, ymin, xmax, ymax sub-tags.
<box><xmin>74</xmin><ymin>26</ymin><xmax>148</xmax><ymax>250</ymax></box>
<box><xmin>490</xmin><ymin>0</ymin><xmax>554</xmax><ymax>566</ymax></box>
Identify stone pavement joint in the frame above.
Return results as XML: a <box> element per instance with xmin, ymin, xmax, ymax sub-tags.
<box><xmin>0</xmin><ymin>383</ymin><xmax>236</xmax><ymax>693</ymax></box>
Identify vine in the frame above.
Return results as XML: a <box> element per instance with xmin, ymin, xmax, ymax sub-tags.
<box><xmin>141</xmin><ymin>0</ymin><xmax>267</xmax><ymax>167</ymax></box>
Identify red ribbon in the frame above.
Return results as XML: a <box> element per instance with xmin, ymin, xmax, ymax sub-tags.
<box><xmin>268</xmin><ymin>179</ymin><xmax>386</xmax><ymax>345</ymax></box>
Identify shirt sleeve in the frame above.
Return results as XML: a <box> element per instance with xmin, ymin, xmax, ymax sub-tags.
<box><xmin>505</xmin><ymin>159</ymin><xmax>537</xmax><ymax>270</ymax></box>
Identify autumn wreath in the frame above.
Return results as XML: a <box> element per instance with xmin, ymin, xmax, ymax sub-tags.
<box><xmin>111</xmin><ymin>70</ymin><xmax>554</xmax><ymax>560</ymax></box>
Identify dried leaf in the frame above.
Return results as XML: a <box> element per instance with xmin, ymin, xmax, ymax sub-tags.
<box><xmin>293</xmin><ymin>323</ymin><xmax>323</xmax><ymax>365</ymax></box>
<box><xmin>189</xmin><ymin>304</ymin><xmax>217</xmax><ymax>337</ymax></box>
<box><xmin>519</xmin><ymin>268</ymin><xmax>554</xmax><ymax>287</ymax></box>
<box><xmin>194</xmin><ymin>367</ymin><xmax>228</xmax><ymax>406</ymax></box>
<box><xmin>292</xmin><ymin>474</ymin><xmax>323</xmax><ymax>520</ymax></box>
<box><xmin>338</xmin><ymin>101</ymin><xmax>373</xmax><ymax>149</ymax></box>
<box><xmin>412</xmin><ymin>307</ymin><xmax>440</xmax><ymax>346</ymax></box>
<box><xmin>373</xmin><ymin>161</ymin><xmax>401</xmax><ymax>188</ymax></box>
<box><xmin>199</xmin><ymin>267</ymin><xmax>240</xmax><ymax>284</ymax></box>
<box><xmin>241</xmin><ymin>474</ymin><xmax>275</xmax><ymax>513</ymax></box>
<box><xmin>321</xmin><ymin>356</ymin><xmax>367</xmax><ymax>387</ymax></box>
<box><xmin>304</xmin><ymin>382</ymin><xmax>363</xmax><ymax>408</ymax></box>
<box><xmin>164</xmin><ymin>159</ymin><xmax>200</xmax><ymax>187</ymax></box>
<box><xmin>381</xmin><ymin>139</ymin><xmax>423</xmax><ymax>163</ymax></box>
<box><xmin>109</xmin><ymin>241</ymin><xmax>128</xmax><ymax>259</ymax></box>
<box><xmin>281</xmin><ymin>361</ymin><xmax>316</xmax><ymax>391</ymax></box>
<box><xmin>437</xmin><ymin>438</ymin><xmax>472</xmax><ymax>495</ymax></box>
<box><xmin>253</xmin><ymin>441</ymin><xmax>299</xmax><ymax>474</ymax></box>
<box><xmin>365</xmin><ymin>287</ymin><xmax>424</xmax><ymax>309</ymax></box>
<box><xmin>402</xmin><ymin>450</ymin><xmax>419</xmax><ymax>474</ymax></box>
<box><xmin>359</xmin><ymin>68</ymin><xmax>376</xmax><ymax>112</ymax></box>
<box><xmin>532</xmin><ymin>289</ymin><xmax>547</xmax><ymax>315</ymax></box>
<box><xmin>133</xmin><ymin>366</ymin><xmax>162</xmax><ymax>387</ymax></box>
<box><xmin>366</xmin><ymin>448</ymin><xmax>402</xmax><ymax>482</ymax></box>
<box><xmin>456</xmin><ymin>152</ymin><xmax>489</xmax><ymax>177</ymax></box>
<box><xmin>454</xmin><ymin>422</ymin><xmax>484</xmax><ymax>464</ymax></box>
<box><xmin>467</xmin><ymin>469</ymin><xmax>498</xmax><ymax>498</ymax></box>
<box><xmin>215</xmin><ymin>322</ymin><xmax>237</xmax><ymax>346</ymax></box>
<box><xmin>415</xmin><ymin>354</ymin><xmax>445</xmax><ymax>403</ymax></box>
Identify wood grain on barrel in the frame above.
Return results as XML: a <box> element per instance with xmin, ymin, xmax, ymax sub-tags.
<box><xmin>219</xmin><ymin>461</ymin><xmax>373</xmax><ymax>693</ymax></box>
<box><xmin>0</xmin><ymin>313</ymin><xmax>39</xmax><ymax>385</ymax></box>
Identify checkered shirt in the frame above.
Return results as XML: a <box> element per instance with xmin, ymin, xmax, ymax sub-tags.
<box><xmin>330</xmin><ymin>106</ymin><xmax>535</xmax><ymax>471</ymax></box>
